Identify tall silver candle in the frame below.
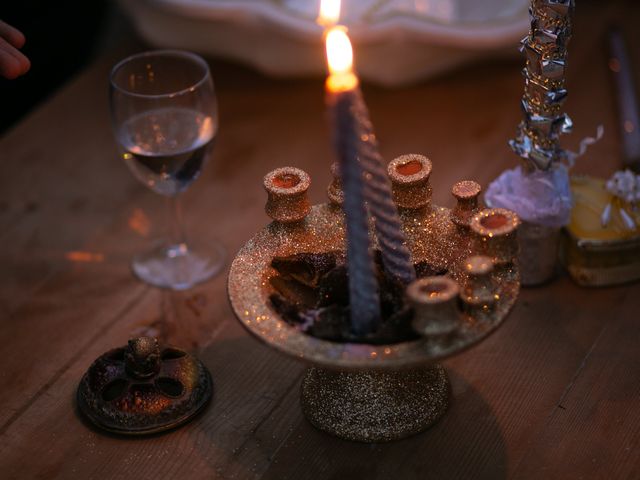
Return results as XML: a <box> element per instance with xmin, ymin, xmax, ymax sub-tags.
<box><xmin>326</xmin><ymin>27</ymin><xmax>381</xmax><ymax>335</ymax></box>
<box><xmin>353</xmin><ymin>89</ymin><xmax>416</xmax><ymax>285</ymax></box>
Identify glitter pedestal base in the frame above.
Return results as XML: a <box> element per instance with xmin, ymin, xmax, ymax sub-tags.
<box><xmin>301</xmin><ymin>365</ymin><xmax>449</xmax><ymax>443</ymax></box>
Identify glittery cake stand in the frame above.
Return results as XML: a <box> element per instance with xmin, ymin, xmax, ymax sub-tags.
<box><xmin>228</xmin><ymin>156</ymin><xmax>520</xmax><ymax>442</ymax></box>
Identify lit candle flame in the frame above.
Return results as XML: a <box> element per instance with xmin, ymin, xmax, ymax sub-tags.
<box><xmin>318</xmin><ymin>0</ymin><xmax>341</xmax><ymax>26</ymax></box>
<box><xmin>325</xmin><ymin>26</ymin><xmax>358</xmax><ymax>92</ymax></box>
<box><xmin>326</xmin><ymin>27</ymin><xmax>352</xmax><ymax>75</ymax></box>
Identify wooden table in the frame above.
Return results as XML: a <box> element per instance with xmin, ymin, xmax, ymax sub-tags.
<box><xmin>1</xmin><ymin>3</ymin><xmax>639</xmax><ymax>479</ymax></box>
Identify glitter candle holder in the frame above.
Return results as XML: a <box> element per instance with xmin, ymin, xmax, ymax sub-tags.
<box><xmin>451</xmin><ymin>180</ymin><xmax>482</xmax><ymax>228</ymax></box>
<box><xmin>327</xmin><ymin>162</ymin><xmax>344</xmax><ymax>207</ymax></box>
<box><xmin>388</xmin><ymin>154</ymin><xmax>450</xmax><ymax>274</ymax></box>
<box><xmin>470</xmin><ymin>208</ymin><xmax>520</xmax><ymax>267</ymax></box>
<box><xmin>264</xmin><ymin>167</ymin><xmax>312</xmax><ymax>223</ymax></box>
<box><xmin>228</xmin><ymin>157</ymin><xmax>520</xmax><ymax>443</ymax></box>
<box><xmin>461</xmin><ymin>255</ymin><xmax>498</xmax><ymax>315</ymax></box>
<box><xmin>388</xmin><ymin>154</ymin><xmax>433</xmax><ymax>210</ymax></box>
<box><xmin>407</xmin><ymin>277</ymin><xmax>461</xmax><ymax>336</ymax></box>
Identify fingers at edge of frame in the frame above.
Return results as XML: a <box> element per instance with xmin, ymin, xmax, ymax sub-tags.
<box><xmin>0</xmin><ymin>43</ymin><xmax>30</xmax><ymax>79</ymax></box>
<box><xmin>0</xmin><ymin>19</ymin><xmax>26</xmax><ymax>49</ymax></box>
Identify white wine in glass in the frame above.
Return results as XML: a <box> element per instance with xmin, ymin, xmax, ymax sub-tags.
<box><xmin>110</xmin><ymin>50</ymin><xmax>224</xmax><ymax>290</ymax></box>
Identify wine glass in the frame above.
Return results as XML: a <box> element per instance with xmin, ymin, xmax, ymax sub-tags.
<box><xmin>109</xmin><ymin>50</ymin><xmax>224</xmax><ymax>290</ymax></box>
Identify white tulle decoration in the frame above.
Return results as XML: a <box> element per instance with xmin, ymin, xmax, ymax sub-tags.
<box><xmin>485</xmin><ymin>166</ymin><xmax>572</xmax><ymax>228</ymax></box>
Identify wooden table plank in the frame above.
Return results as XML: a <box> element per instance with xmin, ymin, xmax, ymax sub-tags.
<box><xmin>0</xmin><ymin>43</ymin><xmax>144</xmax><ymax>317</ymax></box>
<box><xmin>512</xmin><ymin>288</ymin><xmax>640</xmax><ymax>480</ymax></box>
<box><xmin>0</xmin><ymin>269</ymin><xmax>147</xmax><ymax>431</ymax></box>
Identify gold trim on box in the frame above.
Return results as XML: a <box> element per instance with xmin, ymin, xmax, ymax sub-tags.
<box><xmin>563</xmin><ymin>175</ymin><xmax>640</xmax><ymax>286</ymax></box>
<box><xmin>562</xmin><ymin>228</ymin><xmax>640</xmax><ymax>286</ymax></box>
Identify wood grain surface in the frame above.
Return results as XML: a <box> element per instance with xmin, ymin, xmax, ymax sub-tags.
<box><xmin>0</xmin><ymin>2</ymin><xmax>638</xmax><ymax>479</ymax></box>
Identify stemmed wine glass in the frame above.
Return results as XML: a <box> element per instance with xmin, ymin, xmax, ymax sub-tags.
<box><xmin>109</xmin><ymin>50</ymin><xmax>224</xmax><ymax>290</ymax></box>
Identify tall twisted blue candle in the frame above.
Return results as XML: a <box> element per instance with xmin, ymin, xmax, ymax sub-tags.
<box><xmin>353</xmin><ymin>89</ymin><xmax>416</xmax><ymax>285</ymax></box>
<box><xmin>331</xmin><ymin>90</ymin><xmax>381</xmax><ymax>335</ymax></box>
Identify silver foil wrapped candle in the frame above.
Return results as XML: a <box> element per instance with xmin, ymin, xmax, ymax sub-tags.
<box><xmin>510</xmin><ymin>0</ymin><xmax>574</xmax><ymax>171</ymax></box>
<box><xmin>487</xmin><ymin>0</ymin><xmax>576</xmax><ymax>286</ymax></box>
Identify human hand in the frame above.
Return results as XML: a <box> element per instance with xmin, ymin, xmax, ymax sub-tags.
<box><xmin>0</xmin><ymin>19</ymin><xmax>30</xmax><ymax>79</ymax></box>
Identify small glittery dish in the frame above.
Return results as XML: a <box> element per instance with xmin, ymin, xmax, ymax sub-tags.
<box><xmin>77</xmin><ymin>338</ymin><xmax>213</xmax><ymax>435</ymax></box>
